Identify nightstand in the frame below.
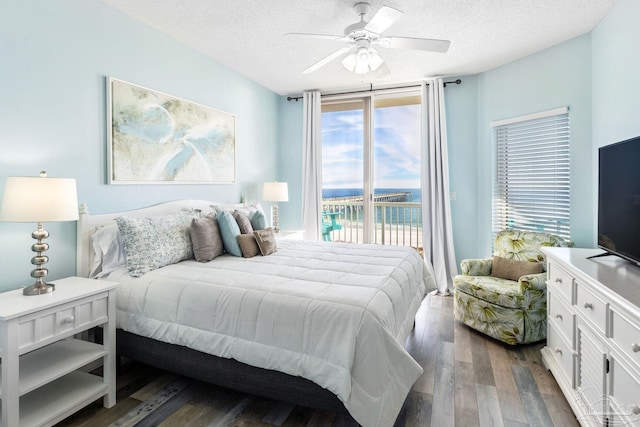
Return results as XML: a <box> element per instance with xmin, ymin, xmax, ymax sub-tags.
<box><xmin>275</xmin><ymin>229</ymin><xmax>305</xmax><ymax>240</ymax></box>
<box><xmin>0</xmin><ymin>276</ymin><xmax>118</xmax><ymax>427</ymax></box>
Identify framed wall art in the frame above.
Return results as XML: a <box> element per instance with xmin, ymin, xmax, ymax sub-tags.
<box><xmin>107</xmin><ymin>77</ymin><xmax>236</xmax><ymax>184</ymax></box>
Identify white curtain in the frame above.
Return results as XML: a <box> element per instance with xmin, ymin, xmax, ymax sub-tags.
<box><xmin>301</xmin><ymin>91</ymin><xmax>323</xmax><ymax>241</ymax></box>
<box><xmin>421</xmin><ymin>79</ymin><xmax>458</xmax><ymax>295</ymax></box>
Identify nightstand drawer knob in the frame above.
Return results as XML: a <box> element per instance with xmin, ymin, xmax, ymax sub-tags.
<box><xmin>555</xmin><ymin>313</ymin><xmax>563</xmax><ymax>320</ymax></box>
<box><xmin>583</xmin><ymin>302</ymin><xmax>593</xmax><ymax>310</ymax></box>
<box><xmin>633</xmin><ymin>405</ymin><xmax>640</xmax><ymax>415</ymax></box>
<box><xmin>555</xmin><ymin>347</ymin><xmax>563</xmax><ymax>356</ymax></box>
<box><xmin>62</xmin><ymin>315</ymin><xmax>75</xmax><ymax>324</ymax></box>
<box><xmin>632</xmin><ymin>343</ymin><xmax>640</xmax><ymax>353</ymax></box>
<box><xmin>555</xmin><ymin>278</ymin><xmax>563</xmax><ymax>284</ymax></box>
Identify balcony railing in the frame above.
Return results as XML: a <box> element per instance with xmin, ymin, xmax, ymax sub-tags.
<box><xmin>321</xmin><ymin>200</ymin><xmax>423</xmax><ymax>251</ymax></box>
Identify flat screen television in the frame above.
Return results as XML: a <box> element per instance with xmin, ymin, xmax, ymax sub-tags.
<box><xmin>597</xmin><ymin>135</ymin><xmax>640</xmax><ymax>266</ymax></box>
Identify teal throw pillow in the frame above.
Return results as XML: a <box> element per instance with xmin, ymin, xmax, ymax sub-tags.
<box><xmin>217</xmin><ymin>210</ymin><xmax>243</xmax><ymax>256</ymax></box>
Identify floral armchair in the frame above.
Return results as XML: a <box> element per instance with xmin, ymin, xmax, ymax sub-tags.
<box><xmin>453</xmin><ymin>230</ymin><xmax>571</xmax><ymax>345</ymax></box>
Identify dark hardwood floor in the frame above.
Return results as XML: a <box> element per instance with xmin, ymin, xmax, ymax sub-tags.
<box><xmin>56</xmin><ymin>294</ymin><xmax>579</xmax><ymax>426</ymax></box>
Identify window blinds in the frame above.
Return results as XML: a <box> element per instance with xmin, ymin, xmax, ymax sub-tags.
<box><xmin>491</xmin><ymin>107</ymin><xmax>570</xmax><ymax>240</ymax></box>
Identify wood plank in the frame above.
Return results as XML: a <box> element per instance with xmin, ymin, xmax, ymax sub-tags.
<box><xmin>402</xmin><ymin>391</ymin><xmax>432</xmax><ymax>427</ymax></box>
<box><xmin>541</xmin><ymin>392</ymin><xmax>580</xmax><ymax>427</ymax></box>
<box><xmin>475</xmin><ymin>383</ymin><xmax>504</xmax><ymax>427</ymax></box>
<box><xmin>469</xmin><ymin>329</ymin><xmax>496</xmax><ymax>386</ymax></box>
<box><xmin>430</xmin><ymin>341</ymin><xmax>455</xmax><ymax>427</ymax></box>
<box><xmin>511</xmin><ymin>364</ymin><xmax>555</xmax><ymax>426</ymax></box>
<box><xmin>486</xmin><ymin>337</ymin><xmax>528</xmax><ymax>424</ymax></box>
<box><xmin>453</xmin><ymin>320</ymin><xmax>473</xmax><ymax>363</ymax></box>
<box><xmin>454</xmin><ymin>360</ymin><xmax>479</xmax><ymax>427</ymax></box>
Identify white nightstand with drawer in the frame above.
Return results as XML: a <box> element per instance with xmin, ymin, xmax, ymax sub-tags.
<box><xmin>0</xmin><ymin>276</ymin><xmax>118</xmax><ymax>427</ymax></box>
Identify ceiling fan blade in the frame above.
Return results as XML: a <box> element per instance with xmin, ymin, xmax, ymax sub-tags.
<box><xmin>302</xmin><ymin>46</ymin><xmax>352</xmax><ymax>74</ymax></box>
<box><xmin>384</xmin><ymin>36</ymin><xmax>450</xmax><ymax>53</ymax></box>
<box><xmin>285</xmin><ymin>32</ymin><xmax>343</xmax><ymax>41</ymax></box>
<box><xmin>364</xmin><ymin>5</ymin><xmax>403</xmax><ymax>34</ymax></box>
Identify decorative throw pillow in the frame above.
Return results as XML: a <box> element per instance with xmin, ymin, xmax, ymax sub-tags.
<box><xmin>237</xmin><ymin>234</ymin><xmax>261</xmax><ymax>258</ymax></box>
<box><xmin>190</xmin><ymin>215</ymin><xmax>224</xmax><ymax>262</ymax></box>
<box><xmin>116</xmin><ymin>212</ymin><xmax>194</xmax><ymax>277</ymax></box>
<box><xmin>490</xmin><ymin>256</ymin><xmax>543</xmax><ymax>281</ymax></box>
<box><xmin>254</xmin><ymin>227</ymin><xmax>277</xmax><ymax>256</ymax></box>
<box><xmin>217</xmin><ymin>210</ymin><xmax>243</xmax><ymax>257</ymax></box>
<box><xmin>233</xmin><ymin>210</ymin><xmax>254</xmax><ymax>234</ymax></box>
<box><xmin>249</xmin><ymin>210</ymin><xmax>268</xmax><ymax>230</ymax></box>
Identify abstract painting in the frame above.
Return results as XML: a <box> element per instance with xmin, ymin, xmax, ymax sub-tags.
<box><xmin>107</xmin><ymin>77</ymin><xmax>235</xmax><ymax>184</ymax></box>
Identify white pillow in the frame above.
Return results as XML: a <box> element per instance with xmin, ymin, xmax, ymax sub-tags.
<box><xmin>89</xmin><ymin>223</ymin><xmax>127</xmax><ymax>278</ymax></box>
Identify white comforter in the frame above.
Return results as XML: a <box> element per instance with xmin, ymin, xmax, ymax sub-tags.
<box><xmin>106</xmin><ymin>240</ymin><xmax>435</xmax><ymax>427</ymax></box>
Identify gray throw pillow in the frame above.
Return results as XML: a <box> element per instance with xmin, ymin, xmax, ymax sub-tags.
<box><xmin>237</xmin><ymin>234</ymin><xmax>261</xmax><ymax>258</ymax></box>
<box><xmin>490</xmin><ymin>256</ymin><xmax>543</xmax><ymax>281</ymax></box>
<box><xmin>254</xmin><ymin>227</ymin><xmax>277</xmax><ymax>256</ymax></box>
<box><xmin>190</xmin><ymin>215</ymin><xmax>224</xmax><ymax>262</ymax></box>
<box><xmin>233</xmin><ymin>209</ymin><xmax>254</xmax><ymax>234</ymax></box>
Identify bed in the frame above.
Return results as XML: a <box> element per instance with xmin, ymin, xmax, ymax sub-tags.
<box><xmin>76</xmin><ymin>200</ymin><xmax>436</xmax><ymax>427</ymax></box>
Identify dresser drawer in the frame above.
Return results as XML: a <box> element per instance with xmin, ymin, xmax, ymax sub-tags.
<box><xmin>549</xmin><ymin>290</ymin><xmax>575</xmax><ymax>346</ymax></box>
<box><xmin>575</xmin><ymin>282</ymin><xmax>608</xmax><ymax>335</ymax></box>
<box><xmin>547</xmin><ymin>263</ymin><xmax>574</xmax><ymax>303</ymax></box>
<box><xmin>548</xmin><ymin>323</ymin><xmax>575</xmax><ymax>388</ymax></box>
<box><xmin>611</xmin><ymin>308</ymin><xmax>640</xmax><ymax>366</ymax></box>
<box><xmin>18</xmin><ymin>292</ymin><xmax>108</xmax><ymax>353</ymax></box>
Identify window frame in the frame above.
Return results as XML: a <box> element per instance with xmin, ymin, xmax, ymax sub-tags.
<box><xmin>491</xmin><ymin>106</ymin><xmax>571</xmax><ymax>240</ymax></box>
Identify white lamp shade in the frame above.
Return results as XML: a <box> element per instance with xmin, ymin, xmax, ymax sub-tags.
<box><xmin>262</xmin><ymin>182</ymin><xmax>289</xmax><ymax>202</ymax></box>
<box><xmin>0</xmin><ymin>176</ymin><xmax>79</xmax><ymax>222</ymax></box>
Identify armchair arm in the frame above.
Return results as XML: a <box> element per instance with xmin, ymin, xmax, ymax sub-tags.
<box><xmin>518</xmin><ymin>272</ymin><xmax>547</xmax><ymax>291</ymax></box>
<box><xmin>460</xmin><ymin>258</ymin><xmax>493</xmax><ymax>276</ymax></box>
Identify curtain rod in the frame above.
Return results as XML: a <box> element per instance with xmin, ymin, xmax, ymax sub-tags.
<box><xmin>286</xmin><ymin>79</ymin><xmax>461</xmax><ymax>101</ymax></box>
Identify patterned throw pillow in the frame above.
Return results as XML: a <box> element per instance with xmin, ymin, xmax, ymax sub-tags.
<box><xmin>116</xmin><ymin>212</ymin><xmax>195</xmax><ymax>277</ymax></box>
<box><xmin>254</xmin><ymin>227</ymin><xmax>277</xmax><ymax>256</ymax></box>
<box><xmin>190</xmin><ymin>215</ymin><xmax>224</xmax><ymax>262</ymax></box>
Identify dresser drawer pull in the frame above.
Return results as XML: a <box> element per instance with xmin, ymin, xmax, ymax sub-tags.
<box><xmin>633</xmin><ymin>405</ymin><xmax>640</xmax><ymax>415</ymax></box>
<box><xmin>632</xmin><ymin>343</ymin><xmax>640</xmax><ymax>353</ymax></box>
<box><xmin>555</xmin><ymin>347</ymin><xmax>563</xmax><ymax>356</ymax></box>
<box><xmin>555</xmin><ymin>313</ymin><xmax>563</xmax><ymax>320</ymax></box>
<box><xmin>583</xmin><ymin>302</ymin><xmax>593</xmax><ymax>310</ymax></box>
<box><xmin>62</xmin><ymin>315</ymin><xmax>75</xmax><ymax>324</ymax></box>
<box><xmin>555</xmin><ymin>278</ymin><xmax>563</xmax><ymax>284</ymax></box>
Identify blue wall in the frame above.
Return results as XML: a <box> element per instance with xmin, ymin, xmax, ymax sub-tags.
<box><xmin>0</xmin><ymin>0</ymin><xmax>280</xmax><ymax>292</ymax></box>
<box><xmin>474</xmin><ymin>35</ymin><xmax>593</xmax><ymax>255</ymax></box>
<box><xmin>1</xmin><ymin>0</ymin><xmax>637</xmax><ymax>293</ymax></box>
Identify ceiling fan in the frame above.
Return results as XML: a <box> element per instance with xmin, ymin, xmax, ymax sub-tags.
<box><xmin>287</xmin><ymin>2</ymin><xmax>450</xmax><ymax>75</ymax></box>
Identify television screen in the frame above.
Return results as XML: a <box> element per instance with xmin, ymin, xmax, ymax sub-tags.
<box><xmin>598</xmin><ymin>136</ymin><xmax>640</xmax><ymax>265</ymax></box>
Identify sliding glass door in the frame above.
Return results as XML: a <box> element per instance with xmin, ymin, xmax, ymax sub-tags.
<box><xmin>321</xmin><ymin>90</ymin><xmax>422</xmax><ymax>248</ymax></box>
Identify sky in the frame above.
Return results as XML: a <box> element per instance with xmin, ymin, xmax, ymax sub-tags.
<box><xmin>321</xmin><ymin>104</ymin><xmax>421</xmax><ymax>190</ymax></box>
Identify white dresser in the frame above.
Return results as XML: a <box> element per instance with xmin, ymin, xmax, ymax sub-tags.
<box><xmin>542</xmin><ymin>247</ymin><xmax>640</xmax><ymax>427</ymax></box>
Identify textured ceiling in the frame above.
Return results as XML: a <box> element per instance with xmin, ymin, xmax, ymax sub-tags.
<box><xmin>100</xmin><ymin>0</ymin><xmax>617</xmax><ymax>96</ymax></box>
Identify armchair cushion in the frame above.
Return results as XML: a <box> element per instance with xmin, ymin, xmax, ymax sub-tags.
<box><xmin>490</xmin><ymin>256</ymin><xmax>543</xmax><ymax>281</ymax></box>
<box><xmin>460</xmin><ymin>258</ymin><xmax>493</xmax><ymax>276</ymax></box>
<box><xmin>453</xmin><ymin>275</ymin><xmax>524</xmax><ymax>309</ymax></box>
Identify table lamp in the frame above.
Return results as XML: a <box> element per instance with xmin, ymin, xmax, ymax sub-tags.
<box><xmin>262</xmin><ymin>181</ymin><xmax>288</xmax><ymax>233</ymax></box>
<box><xmin>0</xmin><ymin>172</ymin><xmax>79</xmax><ymax>295</ymax></box>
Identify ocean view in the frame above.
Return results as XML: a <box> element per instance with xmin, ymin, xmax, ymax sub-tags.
<box><xmin>322</xmin><ymin>188</ymin><xmax>421</xmax><ymax>202</ymax></box>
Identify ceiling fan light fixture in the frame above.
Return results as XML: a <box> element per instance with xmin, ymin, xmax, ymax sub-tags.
<box><xmin>342</xmin><ymin>46</ymin><xmax>384</xmax><ymax>75</ymax></box>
